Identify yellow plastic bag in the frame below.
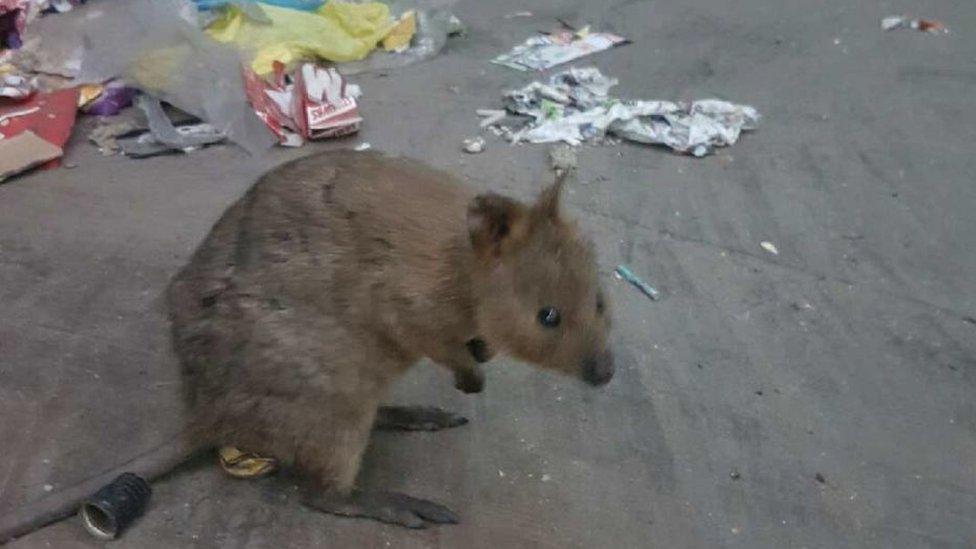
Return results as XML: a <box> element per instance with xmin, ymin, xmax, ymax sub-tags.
<box><xmin>207</xmin><ymin>2</ymin><xmax>396</xmax><ymax>75</ymax></box>
<box><xmin>218</xmin><ymin>446</ymin><xmax>278</xmax><ymax>478</ymax></box>
<box><xmin>382</xmin><ymin>10</ymin><xmax>416</xmax><ymax>52</ymax></box>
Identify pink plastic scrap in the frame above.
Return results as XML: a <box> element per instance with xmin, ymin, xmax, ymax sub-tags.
<box><xmin>243</xmin><ymin>61</ymin><xmax>361</xmax><ymax>147</ymax></box>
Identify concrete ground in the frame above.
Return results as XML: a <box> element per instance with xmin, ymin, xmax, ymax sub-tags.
<box><xmin>2</xmin><ymin>0</ymin><xmax>975</xmax><ymax>547</ymax></box>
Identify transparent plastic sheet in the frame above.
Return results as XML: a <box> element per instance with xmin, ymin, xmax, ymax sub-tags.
<box><xmin>337</xmin><ymin>1</ymin><xmax>460</xmax><ymax>75</ymax></box>
<box><xmin>74</xmin><ymin>0</ymin><xmax>275</xmax><ymax>154</ymax></box>
<box><xmin>193</xmin><ymin>0</ymin><xmax>323</xmax><ymax>11</ymax></box>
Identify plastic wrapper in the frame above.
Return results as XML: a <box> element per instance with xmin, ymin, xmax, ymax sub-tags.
<box><xmin>113</xmin><ymin>96</ymin><xmax>226</xmax><ymax>158</ymax></box>
<box><xmin>193</xmin><ymin>0</ymin><xmax>323</xmax><ymax>10</ymax></box>
<box><xmin>496</xmin><ymin>67</ymin><xmax>759</xmax><ymax>156</ymax></box>
<box><xmin>73</xmin><ymin>0</ymin><xmax>274</xmax><ymax>154</ymax></box>
<box><xmin>0</xmin><ymin>72</ymin><xmax>34</xmax><ymax>98</ymax></box>
<box><xmin>881</xmin><ymin>15</ymin><xmax>948</xmax><ymax>34</ymax></box>
<box><xmin>337</xmin><ymin>7</ymin><xmax>459</xmax><ymax>75</ymax></box>
<box><xmin>243</xmin><ymin>62</ymin><xmax>361</xmax><ymax>147</ymax></box>
<box><xmin>82</xmin><ymin>81</ymin><xmax>136</xmax><ymax>116</ymax></box>
<box><xmin>205</xmin><ymin>1</ymin><xmax>397</xmax><ymax>75</ymax></box>
<box><xmin>492</xmin><ymin>28</ymin><xmax>627</xmax><ymax>71</ymax></box>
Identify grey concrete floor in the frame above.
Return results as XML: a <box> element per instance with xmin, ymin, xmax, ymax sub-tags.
<box><xmin>2</xmin><ymin>0</ymin><xmax>976</xmax><ymax>547</ymax></box>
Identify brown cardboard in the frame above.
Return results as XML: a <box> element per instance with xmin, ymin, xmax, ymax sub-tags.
<box><xmin>0</xmin><ymin>130</ymin><xmax>63</xmax><ymax>182</ymax></box>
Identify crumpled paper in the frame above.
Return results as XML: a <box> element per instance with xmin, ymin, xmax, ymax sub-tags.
<box><xmin>492</xmin><ymin>27</ymin><xmax>627</xmax><ymax>71</ymax></box>
<box><xmin>497</xmin><ymin>67</ymin><xmax>759</xmax><ymax>156</ymax></box>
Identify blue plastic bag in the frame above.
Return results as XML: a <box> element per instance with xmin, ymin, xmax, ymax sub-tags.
<box><xmin>192</xmin><ymin>0</ymin><xmax>324</xmax><ymax>11</ymax></box>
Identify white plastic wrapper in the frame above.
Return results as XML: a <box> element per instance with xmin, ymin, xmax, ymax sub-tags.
<box><xmin>492</xmin><ymin>29</ymin><xmax>627</xmax><ymax>71</ymax></box>
<box><xmin>498</xmin><ymin>67</ymin><xmax>759</xmax><ymax>156</ymax></box>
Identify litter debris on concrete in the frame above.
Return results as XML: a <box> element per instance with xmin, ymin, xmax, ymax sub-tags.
<box><xmin>117</xmin><ymin>122</ymin><xmax>224</xmax><ymax>158</ymax></box>
<box><xmin>218</xmin><ymin>446</ymin><xmax>278</xmax><ymax>478</ymax></box>
<box><xmin>337</xmin><ymin>9</ymin><xmax>464</xmax><ymax>76</ymax></box>
<box><xmin>80</xmin><ymin>81</ymin><xmax>136</xmax><ymax>116</ymax></box>
<box><xmin>760</xmin><ymin>241</ymin><xmax>779</xmax><ymax>255</ymax></box>
<box><xmin>881</xmin><ymin>15</ymin><xmax>948</xmax><ymax>34</ymax></box>
<box><xmin>243</xmin><ymin>62</ymin><xmax>361</xmax><ymax>147</ymax></box>
<box><xmin>615</xmin><ymin>265</ymin><xmax>659</xmax><ymax>300</ymax></box>
<box><xmin>88</xmin><ymin>119</ymin><xmax>144</xmax><ymax>156</ymax></box>
<box><xmin>0</xmin><ymin>86</ymin><xmax>77</xmax><ymax>168</ymax></box>
<box><xmin>0</xmin><ymin>0</ymin><xmax>39</xmax><ymax>49</ymax></box>
<box><xmin>730</xmin><ymin>469</ymin><xmax>741</xmax><ymax>480</ymax></box>
<box><xmin>461</xmin><ymin>136</ymin><xmax>485</xmax><ymax>153</ymax></box>
<box><xmin>382</xmin><ymin>9</ymin><xmax>416</xmax><ymax>52</ymax></box>
<box><xmin>354</xmin><ymin>142</ymin><xmax>371</xmax><ymax>151</ymax></box>
<box><xmin>205</xmin><ymin>0</ymin><xmax>461</xmax><ymax>77</ymax></box>
<box><xmin>205</xmin><ymin>1</ymin><xmax>403</xmax><ymax>74</ymax></box>
<box><xmin>492</xmin><ymin>27</ymin><xmax>627</xmax><ymax>71</ymax></box>
<box><xmin>193</xmin><ymin>0</ymin><xmax>324</xmax><ymax>11</ymax></box>
<box><xmin>815</xmin><ymin>472</ymin><xmax>826</xmax><ymax>484</ymax></box>
<box><xmin>477</xmin><ymin>108</ymin><xmax>506</xmax><ymax>128</ymax></box>
<box><xmin>80</xmin><ymin>473</ymin><xmax>151</xmax><ymax>540</ymax></box>
<box><xmin>0</xmin><ymin>72</ymin><xmax>35</xmax><ymax>99</ymax></box>
<box><xmin>505</xmin><ymin>11</ymin><xmax>532</xmax><ymax>19</ymax></box>
<box><xmin>70</xmin><ymin>0</ymin><xmax>276</xmax><ymax>154</ymax></box>
<box><xmin>111</xmin><ymin>95</ymin><xmax>226</xmax><ymax>158</ymax></box>
<box><xmin>0</xmin><ymin>129</ymin><xmax>62</xmax><ymax>181</ymax></box>
<box><xmin>487</xmin><ymin>67</ymin><xmax>759</xmax><ymax>156</ymax></box>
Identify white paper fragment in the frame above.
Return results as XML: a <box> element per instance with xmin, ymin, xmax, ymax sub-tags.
<box><xmin>476</xmin><ymin>108</ymin><xmax>507</xmax><ymax>128</ymax></box>
<box><xmin>881</xmin><ymin>15</ymin><xmax>948</xmax><ymax>33</ymax></box>
<box><xmin>492</xmin><ymin>30</ymin><xmax>627</xmax><ymax>71</ymax></box>
<box><xmin>760</xmin><ymin>241</ymin><xmax>779</xmax><ymax>255</ymax></box>
<box><xmin>462</xmin><ymin>136</ymin><xmax>485</xmax><ymax>153</ymax></box>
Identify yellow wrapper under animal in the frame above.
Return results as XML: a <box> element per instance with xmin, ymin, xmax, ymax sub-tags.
<box><xmin>206</xmin><ymin>2</ymin><xmax>396</xmax><ymax>75</ymax></box>
<box><xmin>218</xmin><ymin>446</ymin><xmax>278</xmax><ymax>478</ymax></box>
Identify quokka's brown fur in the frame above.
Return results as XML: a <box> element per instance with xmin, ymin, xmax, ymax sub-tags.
<box><xmin>166</xmin><ymin>150</ymin><xmax>614</xmax><ymax>519</ymax></box>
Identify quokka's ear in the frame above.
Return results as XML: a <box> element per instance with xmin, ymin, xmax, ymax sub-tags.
<box><xmin>467</xmin><ymin>193</ymin><xmax>529</xmax><ymax>258</ymax></box>
<box><xmin>532</xmin><ymin>171</ymin><xmax>566</xmax><ymax>221</ymax></box>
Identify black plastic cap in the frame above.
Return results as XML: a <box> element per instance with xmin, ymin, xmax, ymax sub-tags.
<box><xmin>80</xmin><ymin>473</ymin><xmax>151</xmax><ymax>540</ymax></box>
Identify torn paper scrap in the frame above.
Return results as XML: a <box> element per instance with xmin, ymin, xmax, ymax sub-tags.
<box><xmin>492</xmin><ymin>29</ymin><xmax>627</xmax><ymax>71</ymax></box>
<box><xmin>0</xmin><ymin>130</ymin><xmax>62</xmax><ymax>182</ymax></box>
<box><xmin>881</xmin><ymin>15</ymin><xmax>948</xmax><ymax>33</ymax></box>
<box><xmin>0</xmin><ymin>73</ymin><xmax>35</xmax><ymax>99</ymax></box>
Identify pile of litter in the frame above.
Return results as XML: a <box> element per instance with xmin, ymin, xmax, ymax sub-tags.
<box><xmin>480</xmin><ymin>67</ymin><xmax>760</xmax><ymax>157</ymax></box>
<box><xmin>0</xmin><ymin>0</ymin><xmax>463</xmax><ymax>180</ymax></box>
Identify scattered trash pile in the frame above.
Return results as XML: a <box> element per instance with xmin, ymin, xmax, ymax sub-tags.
<box><xmin>0</xmin><ymin>0</ymin><xmax>462</xmax><ymax>180</ymax></box>
<box><xmin>478</xmin><ymin>67</ymin><xmax>760</xmax><ymax>157</ymax></box>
